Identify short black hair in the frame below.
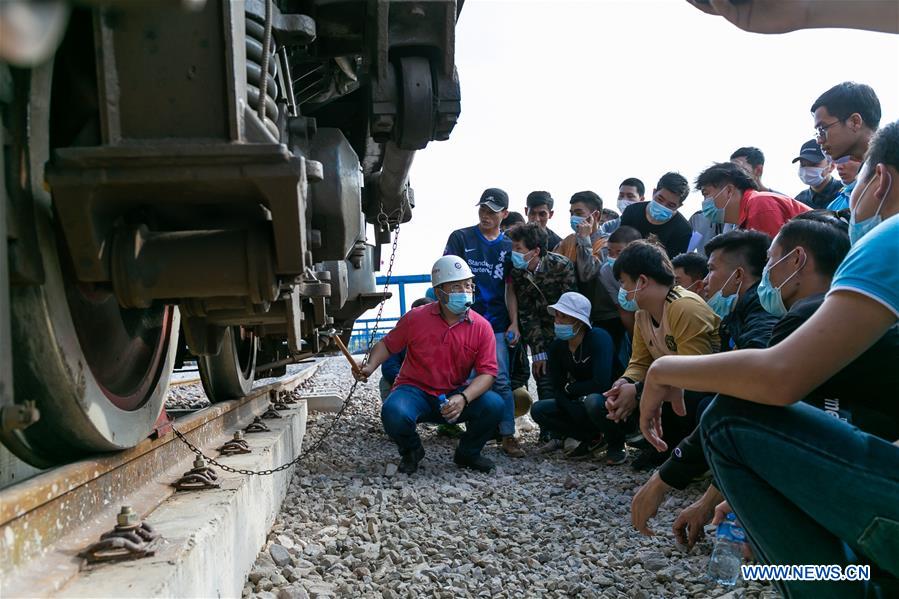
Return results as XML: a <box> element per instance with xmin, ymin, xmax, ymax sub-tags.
<box><xmin>506</xmin><ymin>222</ymin><xmax>548</xmax><ymax>254</ymax></box>
<box><xmin>860</xmin><ymin>119</ymin><xmax>899</xmax><ymax>186</ymax></box>
<box><xmin>695</xmin><ymin>162</ymin><xmax>760</xmax><ymax>192</ymax></box>
<box><xmin>656</xmin><ymin>172</ymin><xmax>690</xmax><ymax>203</ymax></box>
<box><xmin>703</xmin><ymin>229</ymin><xmax>772</xmax><ymax>278</ymax></box>
<box><xmin>411</xmin><ymin>297</ymin><xmax>433</xmax><ymax>309</ymax></box>
<box><xmin>811</xmin><ymin>82</ymin><xmax>881</xmax><ymax>130</ymax></box>
<box><xmin>613</xmin><ymin>239</ymin><xmax>675</xmax><ymax>286</ymax></box>
<box><xmin>792</xmin><ymin>209</ymin><xmax>849</xmax><ymax>234</ymax></box>
<box><xmin>570</xmin><ymin>190</ymin><xmax>603</xmax><ymax>213</ymax></box>
<box><xmin>775</xmin><ymin>218</ymin><xmax>850</xmax><ymax>278</ymax></box>
<box><xmin>619</xmin><ymin>177</ymin><xmax>645</xmax><ymax>197</ymax></box>
<box><xmin>671</xmin><ymin>253</ymin><xmax>709</xmax><ymax>280</ymax></box>
<box><xmin>501</xmin><ymin>211</ymin><xmax>526</xmax><ymax>229</ymax></box>
<box><xmin>526</xmin><ymin>190</ymin><xmax>554</xmax><ymax>210</ymax></box>
<box><xmin>730</xmin><ymin>147</ymin><xmax>765</xmax><ymax>168</ymax></box>
<box><xmin>601</xmin><ymin>208</ymin><xmax>619</xmax><ymax>220</ymax></box>
<box><xmin>608</xmin><ymin>225</ymin><xmax>642</xmax><ymax>245</ymax></box>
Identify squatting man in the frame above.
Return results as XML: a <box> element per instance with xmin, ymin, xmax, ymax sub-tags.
<box><xmin>353</xmin><ymin>256</ymin><xmax>505</xmax><ymax>475</ymax></box>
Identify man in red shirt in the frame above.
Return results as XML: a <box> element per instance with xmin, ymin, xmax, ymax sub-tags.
<box><xmin>696</xmin><ymin>162</ymin><xmax>809</xmax><ymax>239</ymax></box>
<box><xmin>355</xmin><ymin>256</ymin><xmax>504</xmax><ymax>474</ymax></box>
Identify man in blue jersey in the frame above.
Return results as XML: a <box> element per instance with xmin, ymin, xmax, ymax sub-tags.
<box><xmin>444</xmin><ymin>188</ymin><xmax>524</xmax><ymax>457</ymax></box>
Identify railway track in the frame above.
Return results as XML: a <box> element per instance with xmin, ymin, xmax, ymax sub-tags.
<box><xmin>0</xmin><ymin>361</ymin><xmax>328</xmax><ymax>597</ymax></box>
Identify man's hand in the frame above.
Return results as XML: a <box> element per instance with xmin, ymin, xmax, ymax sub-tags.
<box><xmin>711</xmin><ymin>500</ymin><xmax>733</xmax><ymax>526</ymax></box>
<box><xmin>640</xmin><ymin>375</ymin><xmax>686</xmax><ymax>452</ymax></box>
<box><xmin>576</xmin><ymin>214</ymin><xmax>594</xmax><ymax>239</ymax></box>
<box><xmin>506</xmin><ymin>323</ymin><xmax>521</xmax><ymax>347</ymax></box>
<box><xmin>532</xmin><ymin>359</ymin><xmax>547</xmax><ymax>378</ymax></box>
<box><xmin>604</xmin><ymin>382</ymin><xmax>636</xmax><ymax>422</ymax></box>
<box><xmin>673</xmin><ymin>493</ymin><xmax>717</xmax><ymax>549</ymax></box>
<box><xmin>352</xmin><ymin>361</ymin><xmax>372</xmax><ymax>382</ymax></box>
<box><xmin>440</xmin><ymin>394</ymin><xmax>466</xmax><ymax>422</ymax></box>
<box><xmin>631</xmin><ymin>471</ymin><xmax>672</xmax><ymax>536</ymax></box>
<box><xmin>686</xmin><ymin>0</ymin><xmax>810</xmax><ymax>35</ymax></box>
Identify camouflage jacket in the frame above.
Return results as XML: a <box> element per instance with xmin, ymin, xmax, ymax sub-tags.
<box><xmin>509</xmin><ymin>252</ymin><xmax>577</xmax><ymax>358</ymax></box>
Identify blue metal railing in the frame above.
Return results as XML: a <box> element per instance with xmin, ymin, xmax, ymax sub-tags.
<box><xmin>347</xmin><ymin>274</ymin><xmax>430</xmax><ymax>354</ymax></box>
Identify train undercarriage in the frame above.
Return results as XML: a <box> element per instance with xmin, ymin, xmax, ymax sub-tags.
<box><xmin>0</xmin><ymin>0</ymin><xmax>461</xmax><ymax>467</ymax></box>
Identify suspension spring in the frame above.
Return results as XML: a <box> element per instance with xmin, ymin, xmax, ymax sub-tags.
<box><xmin>245</xmin><ymin>13</ymin><xmax>280</xmax><ymax>139</ymax></box>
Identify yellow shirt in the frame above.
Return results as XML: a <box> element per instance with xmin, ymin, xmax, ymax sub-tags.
<box><xmin>623</xmin><ymin>286</ymin><xmax>721</xmax><ymax>382</ymax></box>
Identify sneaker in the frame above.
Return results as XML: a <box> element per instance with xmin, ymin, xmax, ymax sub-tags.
<box><xmin>565</xmin><ymin>436</ymin><xmax>606</xmax><ymax>460</ymax></box>
<box><xmin>437</xmin><ymin>423</ymin><xmax>464</xmax><ymax>438</ymax></box>
<box><xmin>398</xmin><ymin>446</ymin><xmax>425</xmax><ymax>474</ymax></box>
<box><xmin>501</xmin><ymin>436</ymin><xmax>526</xmax><ymax>458</ymax></box>
<box><xmin>605</xmin><ymin>446</ymin><xmax>627</xmax><ymax>465</ymax></box>
<box><xmin>454</xmin><ymin>452</ymin><xmax>495</xmax><ymax>473</ymax></box>
<box><xmin>631</xmin><ymin>448</ymin><xmax>669</xmax><ymax>472</ymax></box>
<box><xmin>537</xmin><ymin>438</ymin><xmax>563</xmax><ymax>453</ymax></box>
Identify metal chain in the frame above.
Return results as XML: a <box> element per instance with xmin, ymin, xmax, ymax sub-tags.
<box><xmin>171</xmin><ymin>200</ymin><xmax>406</xmax><ymax>476</ymax></box>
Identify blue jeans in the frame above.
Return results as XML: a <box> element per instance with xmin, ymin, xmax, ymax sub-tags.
<box><xmin>492</xmin><ymin>332</ymin><xmax>515</xmax><ymax>437</ymax></box>
<box><xmin>701</xmin><ymin>395</ymin><xmax>899</xmax><ymax>599</ymax></box>
<box><xmin>381</xmin><ymin>385</ymin><xmax>504</xmax><ymax>460</ymax></box>
<box><xmin>531</xmin><ymin>393</ymin><xmax>625</xmax><ymax>448</ymax></box>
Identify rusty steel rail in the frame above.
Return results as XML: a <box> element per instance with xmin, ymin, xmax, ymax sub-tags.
<box><xmin>0</xmin><ymin>362</ymin><xmax>319</xmax><ymax>591</ymax></box>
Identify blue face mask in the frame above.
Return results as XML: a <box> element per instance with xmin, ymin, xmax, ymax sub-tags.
<box><xmin>511</xmin><ymin>250</ymin><xmax>531</xmax><ymax>270</ymax></box>
<box><xmin>554</xmin><ymin>323</ymin><xmax>580</xmax><ymax>340</ymax></box>
<box><xmin>570</xmin><ymin>215</ymin><xmax>586</xmax><ymax>232</ymax></box>
<box><xmin>849</xmin><ymin>172</ymin><xmax>891</xmax><ymax>246</ymax></box>
<box><xmin>701</xmin><ymin>187</ymin><xmax>731</xmax><ymax>224</ymax></box>
<box><xmin>648</xmin><ymin>199</ymin><xmax>675</xmax><ymax>223</ymax></box>
<box><xmin>606</xmin><ymin>256</ymin><xmax>616</xmax><ymax>268</ymax></box>
<box><xmin>617</xmin><ymin>283</ymin><xmax>641</xmax><ymax>312</ymax></box>
<box><xmin>757</xmin><ymin>250</ymin><xmax>803</xmax><ymax>317</ymax></box>
<box><xmin>706</xmin><ymin>270</ymin><xmax>741</xmax><ymax>319</ymax></box>
<box><xmin>443</xmin><ymin>291</ymin><xmax>473</xmax><ymax>315</ymax></box>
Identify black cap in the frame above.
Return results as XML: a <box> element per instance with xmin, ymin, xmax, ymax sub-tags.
<box><xmin>477</xmin><ymin>188</ymin><xmax>509</xmax><ymax>212</ymax></box>
<box><xmin>792</xmin><ymin>139</ymin><xmax>827</xmax><ymax>164</ymax></box>
<box><xmin>526</xmin><ymin>190</ymin><xmax>554</xmax><ymax>210</ymax></box>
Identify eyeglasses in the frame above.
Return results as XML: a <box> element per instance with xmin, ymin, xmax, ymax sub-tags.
<box><xmin>447</xmin><ymin>282</ymin><xmax>475</xmax><ymax>293</ymax></box>
<box><xmin>814</xmin><ymin>120</ymin><xmax>842</xmax><ymax>140</ymax></box>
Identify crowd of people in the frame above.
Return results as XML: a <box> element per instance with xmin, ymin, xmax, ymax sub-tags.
<box><xmin>354</xmin><ymin>78</ymin><xmax>899</xmax><ymax>597</ymax></box>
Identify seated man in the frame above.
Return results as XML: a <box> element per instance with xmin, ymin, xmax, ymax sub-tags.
<box><xmin>599</xmin><ymin>225</ymin><xmax>642</xmax><ymax>347</ymax></box>
<box><xmin>605</xmin><ymin>240</ymin><xmax>721</xmax><ymax>470</ymax></box>
<box><xmin>618</xmin><ymin>172</ymin><xmax>693</xmax><ymax>258</ymax></box>
<box><xmin>637</xmin><ymin>121</ymin><xmax>899</xmax><ymax>598</ymax></box>
<box><xmin>632</xmin><ymin>224</ymin><xmax>814</xmax><ymax>541</ymax></box>
<box><xmin>671</xmin><ymin>253</ymin><xmax>708</xmax><ymax>296</ymax></box>
<box><xmin>702</xmin><ymin>229</ymin><xmax>778</xmax><ymax>349</ymax></box>
<box><xmin>507</xmin><ymin>223</ymin><xmax>577</xmax><ymax>404</ymax></box>
<box><xmin>697</xmin><ymin>161</ymin><xmax>809</xmax><ymax>238</ymax></box>
<box><xmin>356</xmin><ymin>256</ymin><xmax>504</xmax><ymax>474</ymax></box>
<box><xmin>558</xmin><ymin>191</ymin><xmax>625</xmax><ymax>350</ymax></box>
<box><xmin>531</xmin><ymin>292</ymin><xmax>624</xmax><ymax>463</ymax></box>
<box><xmin>379</xmin><ymin>297</ymin><xmax>435</xmax><ymax>401</ymax></box>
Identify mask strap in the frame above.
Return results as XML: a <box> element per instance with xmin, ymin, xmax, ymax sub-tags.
<box><xmin>865</xmin><ymin>171</ymin><xmax>893</xmax><ymax>220</ymax></box>
<box><xmin>773</xmin><ymin>249</ymin><xmax>806</xmax><ymax>290</ymax></box>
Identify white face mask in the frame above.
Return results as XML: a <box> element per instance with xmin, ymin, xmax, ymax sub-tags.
<box><xmin>617</xmin><ymin>198</ymin><xmax>636</xmax><ymax>214</ymax></box>
<box><xmin>798</xmin><ymin>166</ymin><xmax>826</xmax><ymax>187</ymax></box>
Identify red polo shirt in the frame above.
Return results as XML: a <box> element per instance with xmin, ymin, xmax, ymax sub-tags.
<box><xmin>382</xmin><ymin>303</ymin><xmax>498</xmax><ymax>397</ymax></box>
<box><xmin>737</xmin><ymin>190</ymin><xmax>810</xmax><ymax>238</ymax></box>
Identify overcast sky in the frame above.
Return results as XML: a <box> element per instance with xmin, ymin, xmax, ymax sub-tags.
<box><xmin>360</xmin><ymin>0</ymin><xmax>899</xmax><ymax>320</ymax></box>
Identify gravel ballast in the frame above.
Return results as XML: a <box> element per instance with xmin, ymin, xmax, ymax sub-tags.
<box><xmin>243</xmin><ymin>358</ymin><xmax>775</xmax><ymax>598</ymax></box>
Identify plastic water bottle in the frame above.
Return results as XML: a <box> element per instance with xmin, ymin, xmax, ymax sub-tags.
<box><xmin>707</xmin><ymin>512</ymin><xmax>745</xmax><ymax>586</ymax></box>
<box><xmin>506</xmin><ymin>331</ymin><xmax>516</xmax><ymax>345</ymax></box>
<box><xmin>437</xmin><ymin>394</ymin><xmax>458</xmax><ymax>424</ymax></box>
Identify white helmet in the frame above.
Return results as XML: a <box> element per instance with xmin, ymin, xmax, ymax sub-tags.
<box><xmin>431</xmin><ymin>255</ymin><xmax>474</xmax><ymax>287</ymax></box>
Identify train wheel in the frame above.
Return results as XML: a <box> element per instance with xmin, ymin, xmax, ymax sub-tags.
<box><xmin>5</xmin><ymin>29</ymin><xmax>178</xmax><ymax>467</ymax></box>
<box><xmin>198</xmin><ymin>327</ymin><xmax>258</xmax><ymax>402</ymax></box>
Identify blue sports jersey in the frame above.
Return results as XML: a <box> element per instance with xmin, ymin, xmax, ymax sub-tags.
<box><xmin>444</xmin><ymin>225</ymin><xmax>511</xmax><ymax>333</ymax></box>
<box><xmin>829</xmin><ymin>213</ymin><xmax>899</xmax><ymax>319</ymax></box>
<box><xmin>826</xmin><ymin>180</ymin><xmax>856</xmax><ymax>212</ymax></box>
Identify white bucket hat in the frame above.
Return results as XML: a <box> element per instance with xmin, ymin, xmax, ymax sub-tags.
<box><xmin>547</xmin><ymin>292</ymin><xmax>592</xmax><ymax>328</ymax></box>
